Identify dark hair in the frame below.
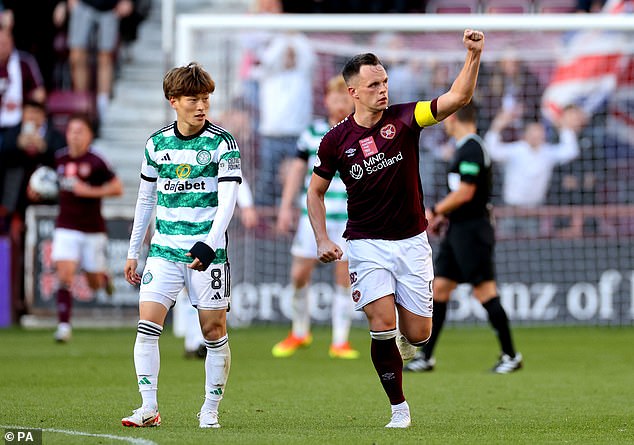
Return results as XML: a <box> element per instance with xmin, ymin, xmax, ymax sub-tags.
<box><xmin>163</xmin><ymin>62</ymin><xmax>215</xmax><ymax>99</ymax></box>
<box><xmin>67</xmin><ymin>113</ymin><xmax>96</xmax><ymax>134</ymax></box>
<box><xmin>454</xmin><ymin>101</ymin><xmax>478</xmax><ymax>124</ymax></box>
<box><xmin>22</xmin><ymin>99</ymin><xmax>47</xmax><ymax>113</ymax></box>
<box><xmin>342</xmin><ymin>53</ymin><xmax>382</xmax><ymax>85</ymax></box>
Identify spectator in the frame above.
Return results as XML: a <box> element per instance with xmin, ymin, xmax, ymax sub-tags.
<box><xmin>0</xmin><ymin>100</ymin><xmax>66</xmax><ymax>318</ymax></box>
<box><xmin>1</xmin><ymin>100</ymin><xmax>66</xmax><ymax>222</ymax></box>
<box><xmin>65</xmin><ymin>0</ymin><xmax>133</xmax><ymax>120</ymax></box>
<box><xmin>484</xmin><ymin>106</ymin><xmax>584</xmax><ymax>235</ymax></box>
<box><xmin>374</xmin><ymin>32</ymin><xmax>425</xmax><ymax>105</ymax></box>
<box><xmin>576</xmin><ymin>0</ymin><xmax>607</xmax><ymax>11</ymax></box>
<box><xmin>118</xmin><ymin>0</ymin><xmax>151</xmax><ymax>62</ymax></box>
<box><xmin>251</xmin><ymin>31</ymin><xmax>315</xmax><ymax>206</ymax></box>
<box><xmin>28</xmin><ymin>114</ymin><xmax>123</xmax><ymax>342</ymax></box>
<box><xmin>0</xmin><ymin>2</ymin><xmax>13</xmax><ymax>29</ymax></box>
<box><xmin>476</xmin><ymin>49</ymin><xmax>543</xmax><ymax>142</ymax></box>
<box><xmin>3</xmin><ymin>0</ymin><xmax>64</xmax><ymax>91</ymax></box>
<box><xmin>549</xmin><ymin>110</ymin><xmax>606</xmax><ymax>236</ymax></box>
<box><xmin>0</xmin><ymin>27</ymin><xmax>46</xmax><ymax>141</ymax></box>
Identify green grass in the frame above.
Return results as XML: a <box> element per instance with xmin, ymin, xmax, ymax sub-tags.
<box><xmin>1</xmin><ymin>325</ymin><xmax>633</xmax><ymax>444</ymax></box>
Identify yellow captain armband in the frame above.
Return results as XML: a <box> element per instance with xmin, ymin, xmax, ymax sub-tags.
<box><xmin>414</xmin><ymin>100</ymin><xmax>439</xmax><ymax>127</ymax></box>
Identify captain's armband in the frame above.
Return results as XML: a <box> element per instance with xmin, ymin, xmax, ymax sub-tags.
<box><xmin>415</xmin><ymin>99</ymin><xmax>439</xmax><ymax>127</ymax></box>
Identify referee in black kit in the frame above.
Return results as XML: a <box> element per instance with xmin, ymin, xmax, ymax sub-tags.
<box><xmin>405</xmin><ymin>102</ymin><xmax>522</xmax><ymax>374</ymax></box>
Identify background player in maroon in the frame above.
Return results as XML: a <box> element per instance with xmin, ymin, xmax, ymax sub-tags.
<box><xmin>30</xmin><ymin>114</ymin><xmax>123</xmax><ymax>342</ymax></box>
<box><xmin>307</xmin><ymin>29</ymin><xmax>485</xmax><ymax>428</ymax></box>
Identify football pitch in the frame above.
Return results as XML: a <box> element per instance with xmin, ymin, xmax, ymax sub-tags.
<box><xmin>1</xmin><ymin>325</ymin><xmax>632</xmax><ymax>444</ymax></box>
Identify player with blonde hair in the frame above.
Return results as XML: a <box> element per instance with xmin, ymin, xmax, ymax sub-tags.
<box><xmin>273</xmin><ymin>75</ymin><xmax>358</xmax><ymax>359</ymax></box>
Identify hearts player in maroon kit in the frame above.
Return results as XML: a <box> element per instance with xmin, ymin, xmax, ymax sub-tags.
<box><xmin>30</xmin><ymin>114</ymin><xmax>123</xmax><ymax>342</ymax></box>
<box><xmin>307</xmin><ymin>29</ymin><xmax>485</xmax><ymax>428</ymax></box>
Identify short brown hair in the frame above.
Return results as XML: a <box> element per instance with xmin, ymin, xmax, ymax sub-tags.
<box><xmin>163</xmin><ymin>62</ymin><xmax>216</xmax><ymax>100</ymax></box>
<box><xmin>68</xmin><ymin>113</ymin><xmax>96</xmax><ymax>135</ymax></box>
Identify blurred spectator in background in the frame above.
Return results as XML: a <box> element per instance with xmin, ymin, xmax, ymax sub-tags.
<box><xmin>252</xmin><ymin>31</ymin><xmax>315</xmax><ymax>206</ymax></box>
<box><xmin>374</xmin><ymin>32</ymin><xmax>425</xmax><ymax>104</ymax></box>
<box><xmin>0</xmin><ymin>28</ymin><xmax>46</xmax><ymax>143</ymax></box>
<box><xmin>576</xmin><ymin>0</ymin><xmax>608</xmax><ymax>11</ymax></box>
<box><xmin>1</xmin><ymin>100</ymin><xmax>66</xmax><ymax>222</ymax></box>
<box><xmin>0</xmin><ymin>3</ymin><xmax>13</xmax><ymax>29</ymax></box>
<box><xmin>65</xmin><ymin>0</ymin><xmax>133</xmax><ymax>120</ymax></box>
<box><xmin>0</xmin><ymin>100</ymin><xmax>66</xmax><ymax>317</ymax></box>
<box><xmin>419</xmin><ymin>61</ymin><xmax>453</xmax><ymax>206</ymax></box>
<box><xmin>3</xmin><ymin>0</ymin><xmax>64</xmax><ymax>91</ymax></box>
<box><xmin>476</xmin><ymin>48</ymin><xmax>543</xmax><ymax>142</ymax></box>
<box><xmin>548</xmin><ymin>111</ymin><xmax>608</xmax><ymax>236</ymax></box>
<box><xmin>27</xmin><ymin>114</ymin><xmax>123</xmax><ymax>342</ymax></box>
<box><xmin>485</xmin><ymin>106</ymin><xmax>584</xmax><ymax>236</ymax></box>
<box><xmin>118</xmin><ymin>0</ymin><xmax>151</xmax><ymax>62</ymax></box>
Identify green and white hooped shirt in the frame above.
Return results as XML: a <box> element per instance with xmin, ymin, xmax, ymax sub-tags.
<box><xmin>299</xmin><ymin>119</ymin><xmax>347</xmax><ymax>223</ymax></box>
<box><xmin>141</xmin><ymin>121</ymin><xmax>242</xmax><ymax>264</ymax></box>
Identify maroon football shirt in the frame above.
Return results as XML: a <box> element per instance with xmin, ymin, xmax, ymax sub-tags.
<box><xmin>55</xmin><ymin>148</ymin><xmax>116</xmax><ymax>233</ymax></box>
<box><xmin>314</xmin><ymin>102</ymin><xmax>429</xmax><ymax>240</ymax></box>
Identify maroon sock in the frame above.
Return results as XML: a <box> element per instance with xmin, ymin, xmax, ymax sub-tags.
<box><xmin>371</xmin><ymin>337</ymin><xmax>405</xmax><ymax>405</ymax></box>
<box><xmin>57</xmin><ymin>287</ymin><xmax>72</xmax><ymax>323</ymax></box>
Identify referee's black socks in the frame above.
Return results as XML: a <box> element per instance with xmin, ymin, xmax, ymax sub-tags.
<box><xmin>483</xmin><ymin>296</ymin><xmax>516</xmax><ymax>358</ymax></box>
<box><xmin>422</xmin><ymin>301</ymin><xmax>447</xmax><ymax>360</ymax></box>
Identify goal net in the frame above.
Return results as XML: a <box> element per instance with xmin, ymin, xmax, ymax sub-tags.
<box><xmin>173</xmin><ymin>12</ymin><xmax>634</xmax><ymax>326</ymax></box>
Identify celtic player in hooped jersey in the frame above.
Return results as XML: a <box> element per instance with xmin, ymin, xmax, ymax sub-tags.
<box><xmin>273</xmin><ymin>75</ymin><xmax>358</xmax><ymax>360</ymax></box>
<box><xmin>122</xmin><ymin>63</ymin><xmax>242</xmax><ymax>429</ymax></box>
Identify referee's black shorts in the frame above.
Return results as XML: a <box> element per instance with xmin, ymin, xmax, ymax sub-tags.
<box><xmin>434</xmin><ymin>217</ymin><xmax>495</xmax><ymax>286</ymax></box>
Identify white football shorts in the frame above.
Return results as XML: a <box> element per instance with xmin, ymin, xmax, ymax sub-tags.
<box><xmin>346</xmin><ymin>231</ymin><xmax>434</xmax><ymax>317</ymax></box>
<box><xmin>291</xmin><ymin>214</ymin><xmax>348</xmax><ymax>261</ymax></box>
<box><xmin>139</xmin><ymin>256</ymin><xmax>230</xmax><ymax>311</ymax></box>
<box><xmin>51</xmin><ymin>228</ymin><xmax>108</xmax><ymax>273</ymax></box>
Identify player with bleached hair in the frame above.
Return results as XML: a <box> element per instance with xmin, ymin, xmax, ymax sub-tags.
<box><xmin>121</xmin><ymin>62</ymin><xmax>242</xmax><ymax>429</ymax></box>
<box><xmin>272</xmin><ymin>75</ymin><xmax>359</xmax><ymax>360</ymax></box>
<box><xmin>307</xmin><ymin>29</ymin><xmax>485</xmax><ymax>428</ymax></box>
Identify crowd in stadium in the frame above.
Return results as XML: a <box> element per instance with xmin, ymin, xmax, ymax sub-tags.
<box><xmin>0</xmin><ymin>0</ymin><xmax>632</xmax><ymax>322</ymax></box>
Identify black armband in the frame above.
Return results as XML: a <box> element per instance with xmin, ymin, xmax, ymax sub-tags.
<box><xmin>188</xmin><ymin>242</ymin><xmax>216</xmax><ymax>270</ymax></box>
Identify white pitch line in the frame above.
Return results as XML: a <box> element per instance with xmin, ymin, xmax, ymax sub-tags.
<box><xmin>1</xmin><ymin>425</ymin><xmax>158</xmax><ymax>445</ymax></box>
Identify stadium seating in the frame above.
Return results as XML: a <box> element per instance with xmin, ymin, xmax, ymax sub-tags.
<box><xmin>534</xmin><ymin>0</ymin><xmax>576</xmax><ymax>13</ymax></box>
<box><xmin>425</xmin><ymin>0</ymin><xmax>480</xmax><ymax>14</ymax></box>
<box><xmin>46</xmin><ymin>90</ymin><xmax>97</xmax><ymax>134</ymax></box>
<box><xmin>483</xmin><ymin>0</ymin><xmax>533</xmax><ymax>13</ymax></box>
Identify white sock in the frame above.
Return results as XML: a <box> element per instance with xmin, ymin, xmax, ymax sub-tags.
<box><xmin>391</xmin><ymin>400</ymin><xmax>409</xmax><ymax>413</ymax></box>
<box><xmin>134</xmin><ymin>320</ymin><xmax>162</xmax><ymax>410</ymax></box>
<box><xmin>184</xmin><ymin>306</ymin><xmax>204</xmax><ymax>351</ymax></box>
<box><xmin>291</xmin><ymin>286</ymin><xmax>310</xmax><ymax>338</ymax></box>
<box><xmin>202</xmin><ymin>335</ymin><xmax>231</xmax><ymax>413</ymax></box>
<box><xmin>331</xmin><ymin>285</ymin><xmax>353</xmax><ymax>346</ymax></box>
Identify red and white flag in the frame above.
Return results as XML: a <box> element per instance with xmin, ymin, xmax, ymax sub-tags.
<box><xmin>541</xmin><ymin>0</ymin><xmax>634</xmax><ymax>147</ymax></box>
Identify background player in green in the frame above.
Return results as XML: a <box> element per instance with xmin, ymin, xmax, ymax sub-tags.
<box><xmin>122</xmin><ymin>62</ymin><xmax>242</xmax><ymax>428</ymax></box>
<box><xmin>273</xmin><ymin>75</ymin><xmax>359</xmax><ymax>359</ymax></box>
<box><xmin>405</xmin><ymin>102</ymin><xmax>522</xmax><ymax>374</ymax></box>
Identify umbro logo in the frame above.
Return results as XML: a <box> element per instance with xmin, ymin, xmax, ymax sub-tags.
<box><xmin>345</xmin><ymin>147</ymin><xmax>356</xmax><ymax>157</ymax></box>
<box><xmin>211</xmin><ymin>292</ymin><xmax>222</xmax><ymax>300</ymax></box>
<box><xmin>160</xmin><ymin>153</ymin><xmax>171</xmax><ymax>162</ymax></box>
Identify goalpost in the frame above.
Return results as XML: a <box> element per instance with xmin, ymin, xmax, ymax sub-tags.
<box><xmin>173</xmin><ymin>13</ymin><xmax>634</xmax><ymax>327</ymax></box>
